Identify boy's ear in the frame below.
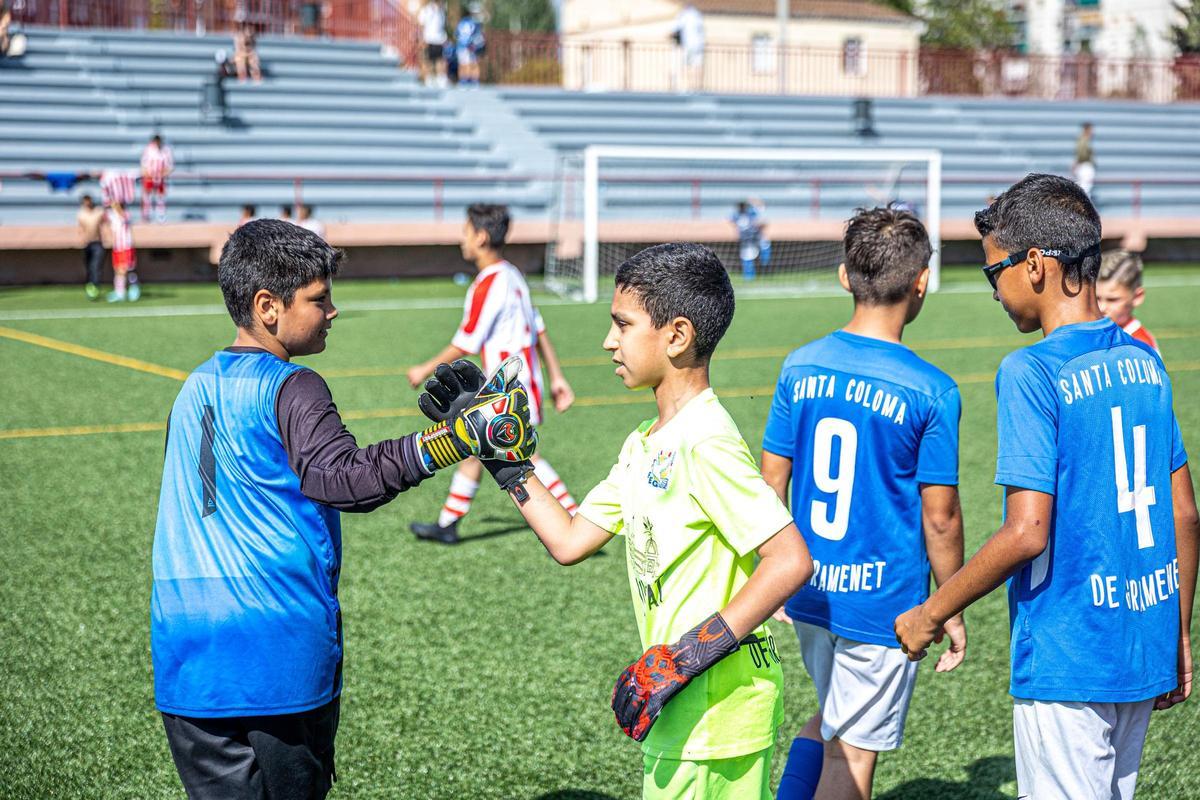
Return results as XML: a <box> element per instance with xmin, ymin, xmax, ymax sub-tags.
<box><xmin>1026</xmin><ymin>248</ymin><xmax>1047</xmax><ymax>287</ymax></box>
<box><xmin>913</xmin><ymin>266</ymin><xmax>930</xmax><ymax>298</ymax></box>
<box><xmin>252</xmin><ymin>288</ymin><xmax>281</xmax><ymax>328</ymax></box>
<box><xmin>1132</xmin><ymin>286</ymin><xmax>1146</xmax><ymax>308</ymax></box>
<box><xmin>837</xmin><ymin>263</ymin><xmax>852</xmax><ymax>293</ymax></box>
<box><xmin>665</xmin><ymin>315</ymin><xmax>696</xmax><ymax>360</ymax></box>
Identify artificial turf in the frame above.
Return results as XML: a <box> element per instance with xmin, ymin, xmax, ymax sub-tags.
<box><xmin>1</xmin><ymin>266</ymin><xmax>1198</xmax><ymax>799</ymax></box>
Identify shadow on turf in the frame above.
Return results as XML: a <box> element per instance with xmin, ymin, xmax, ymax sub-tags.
<box><xmin>876</xmin><ymin>755</ymin><xmax>1015</xmax><ymax>800</ymax></box>
<box><xmin>532</xmin><ymin>792</ymin><xmax>622</xmax><ymax>800</ymax></box>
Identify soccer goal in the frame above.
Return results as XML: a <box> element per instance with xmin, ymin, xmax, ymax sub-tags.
<box><xmin>543</xmin><ymin>145</ymin><xmax>942</xmax><ymax>303</ymax></box>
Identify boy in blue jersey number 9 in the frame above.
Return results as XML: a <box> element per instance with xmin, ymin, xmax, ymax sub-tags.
<box><xmin>895</xmin><ymin>174</ymin><xmax>1198</xmax><ymax>800</ymax></box>
<box><xmin>766</xmin><ymin>207</ymin><xmax>966</xmax><ymax>800</ymax></box>
<box><xmin>150</xmin><ymin>220</ymin><xmax>534</xmax><ymax>800</ymax></box>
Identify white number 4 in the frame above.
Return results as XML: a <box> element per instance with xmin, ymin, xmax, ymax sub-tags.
<box><xmin>1111</xmin><ymin>406</ymin><xmax>1156</xmax><ymax>549</ymax></box>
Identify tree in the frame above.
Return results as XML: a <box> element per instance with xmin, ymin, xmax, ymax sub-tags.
<box><xmin>485</xmin><ymin>0</ymin><xmax>557</xmax><ymax>33</ymax></box>
<box><xmin>903</xmin><ymin>0</ymin><xmax>1016</xmax><ymax>50</ymax></box>
<box><xmin>1171</xmin><ymin>0</ymin><xmax>1200</xmax><ymax>53</ymax></box>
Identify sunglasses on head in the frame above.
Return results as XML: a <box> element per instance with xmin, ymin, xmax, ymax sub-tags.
<box><xmin>982</xmin><ymin>244</ymin><xmax>1101</xmax><ymax>290</ymax></box>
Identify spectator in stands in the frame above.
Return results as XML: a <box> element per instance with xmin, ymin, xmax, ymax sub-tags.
<box><xmin>238</xmin><ymin>204</ymin><xmax>257</xmax><ymax>227</ymax></box>
<box><xmin>234</xmin><ymin>21</ymin><xmax>263</xmax><ymax>83</ymax></box>
<box><xmin>731</xmin><ymin>198</ymin><xmax>770</xmax><ymax>281</ymax></box>
<box><xmin>78</xmin><ymin>194</ymin><xmax>106</xmax><ymax>301</ymax></box>
<box><xmin>297</xmin><ymin>204</ymin><xmax>325</xmax><ymax>239</ymax></box>
<box><xmin>280</xmin><ymin>204</ymin><xmax>295</xmax><ymax>223</ymax></box>
<box><xmin>1073</xmin><ymin>121</ymin><xmax>1096</xmax><ymax>198</ymax></box>
<box><xmin>419</xmin><ymin>0</ymin><xmax>449</xmax><ymax>88</ymax></box>
<box><xmin>141</xmin><ymin>134</ymin><xmax>175</xmax><ymax>223</ymax></box>
<box><xmin>454</xmin><ymin>3</ymin><xmax>485</xmax><ymax>86</ymax></box>
<box><xmin>672</xmin><ymin>3</ymin><xmax>705</xmax><ymax>93</ymax></box>
<box><xmin>0</xmin><ymin>1</ymin><xmax>11</xmax><ymax>57</ymax></box>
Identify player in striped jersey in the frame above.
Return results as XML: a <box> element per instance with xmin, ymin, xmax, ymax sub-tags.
<box><xmin>406</xmin><ymin>204</ymin><xmax>578</xmax><ymax>543</ymax></box>
<box><xmin>104</xmin><ymin>198</ymin><xmax>140</xmax><ymax>302</ymax></box>
<box><xmin>100</xmin><ymin>169</ymin><xmax>137</xmax><ymax>208</ymax></box>
<box><xmin>1098</xmin><ymin>249</ymin><xmax>1160</xmax><ymax>354</ymax></box>
<box><xmin>141</xmin><ymin>134</ymin><xmax>175</xmax><ymax>223</ymax></box>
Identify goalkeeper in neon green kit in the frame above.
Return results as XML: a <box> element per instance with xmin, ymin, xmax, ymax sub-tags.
<box><xmin>453</xmin><ymin>243</ymin><xmax>814</xmax><ymax>798</ymax></box>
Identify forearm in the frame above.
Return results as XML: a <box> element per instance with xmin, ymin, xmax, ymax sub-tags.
<box><xmin>1173</xmin><ymin>467</ymin><xmax>1200</xmax><ymax>636</ymax></box>
<box><xmin>760</xmin><ymin>452</ymin><xmax>792</xmax><ymax>507</ymax></box>
<box><xmin>419</xmin><ymin>344</ymin><xmax>468</xmax><ymax>376</ymax></box>
<box><xmin>535</xmin><ymin>333</ymin><xmax>566</xmax><ymax>381</ymax></box>
<box><xmin>924</xmin><ymin>522</ymin><xmax>1037</xmax><ymax>624</ymax></box>
<box><xmin>923</xmin><ymin>494</ymin><xmax>965</xmax><ymax>590</ymax></box>
<box><xmin>504</xmin><ymin>476</ymin><xmax>607</xmax><ymax>564</ymax></box>
<box><xmin>720</xmin><ymin>538</ymin><xmax>808</xmax><ymax>639</ymax></box>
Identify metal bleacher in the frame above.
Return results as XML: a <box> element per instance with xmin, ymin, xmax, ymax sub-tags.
<box><xmin>3</xmin><ymin>26</ymin><xmax>1200</xmax><ymax>228</ymax></box>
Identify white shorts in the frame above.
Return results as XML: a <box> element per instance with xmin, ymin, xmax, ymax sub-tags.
<box><xmin>1074</xmin><ymin>161</ymin><xmax>1096</xmax><ymax>194</ymax></box>
<box><xmin>1013</xmin><ymin>698</ymin><xmax>1152</xmax><ymax>800</ymax></box>
<box><xmin>794</xmin><ymin>621</ymin><xmax>918</xmax><ymax>751</ymax></box>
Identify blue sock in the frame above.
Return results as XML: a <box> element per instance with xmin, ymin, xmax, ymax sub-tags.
<box><xmin>760</xmin><ymin>243</ymin><xmax>772</xmax><ymax>268</ymax></box>
<box><xmin>776</xmin><ymin>737</ymin><xmax>823</xmax><ymax>800</ymax></box>
<box><xmin>742</xmin><ymin>259</ymin><xmax>756</xmax><ymax>280</ymax></box>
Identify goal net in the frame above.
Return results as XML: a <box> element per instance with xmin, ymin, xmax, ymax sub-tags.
<box><xmin>543</xmin><ymin>146</ymin><xmax>942</xmax><ymax>302</ymax></box>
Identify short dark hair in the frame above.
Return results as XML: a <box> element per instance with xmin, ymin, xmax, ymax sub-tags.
<box><xmin>843</xmin><ymin>206</ymin><xmax>932</xmax><ymax>305</ymax></box>
<box><xmin>974</xmin><ymin>173</ymin><xmax>1101</xmax><ymax>285</ymax></box>
<box><xmin>466</xmin><ymin>203</ymin><xmax>509</xmax><ymax>250</ymax></box>
<box><xmin>242</xmin><ymin>204</ymin><xmax>256</xmax><ymax>216</ymax></box>
<box><xmin>81</xmin><ymin>194</ymin><xmax>94</xmax><ymax>205</ymax></box>
<box><xmin>151</xmin><ymin>134</ymin><xmax>163</xmax><ymax>145</ymax></box>
<box><xmin>614</xmin><ymin>242</ymin><xmax>734</xmax><ymax>361</ymax></box>
<box><xmin>281</xmin><ymin>204</ymin><xmax>293</xmax><ymax>217</ymax></box>
<box><xmin>218</xmin><ymin>219</ymin><xmax>342</xmax><ymax>329</ymax></box>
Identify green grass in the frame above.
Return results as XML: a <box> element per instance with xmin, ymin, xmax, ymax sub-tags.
<box><xmin>2</xmin><ymin>268</ymin><xmax>1199</xmax><ymax>799</ymax></box>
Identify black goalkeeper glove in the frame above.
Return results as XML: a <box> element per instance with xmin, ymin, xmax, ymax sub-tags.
<box><xmin>416</xmin><ymin>358</ymin><xmax>537</xmax><ymax>493</ymax></box>
<box><xmin>611</xmin><ymin>612</ymin><xmax>740</xmax><ymax>741</ymax></box>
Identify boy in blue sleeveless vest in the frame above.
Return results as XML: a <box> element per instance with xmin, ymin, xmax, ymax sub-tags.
<box><xmin>896</xmin><ymin>174</ymin><xmax>1198</xmax><ymax>800</ymax></box>
<box><xmin>151</xmin><ymin>219</ymin><xmax>535</xmax><ymax>800</ymax></box>
<box><xmin>767</xmin><ymin>207</ymin><xmax>967</xmax><ymax>800</ymax></box>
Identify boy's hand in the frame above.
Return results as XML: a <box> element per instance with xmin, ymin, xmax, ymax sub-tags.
<box><xmin>934</xmin><ymin>614</ymin><xmax>967</xmax><ymax>673</ymax></box>
<box><xmin>894</xmin><ymin>603</ymin><xmax>942</xmax><ymax>662</ymax></box>
<box><xmin>416</xmin><ymin>358</ymin><xmax>537</xmax><ymax>486</ymax></box>
<box><xmin>407</xmin><ymin>363</ymin><xmax>432</xmax><ymax>389</ymax></box>
<box><xmin>551</xmin><ymin>375</ymin><xmax>574</xmax><ymax>413</ymax></box>
<box><xmin>1155</xmin><ymin>635</ymin><xmax>1193</xmax><ymax>711</ymax></box>
<box><xmin>612</xmin><ymin>612</ymin><xmax>740</xmax><ymax>742</ymax></box>
<box><xmin>771</xmin><ymin>606</ymin><xmax>793</xmax><ymax>624</ymax></box>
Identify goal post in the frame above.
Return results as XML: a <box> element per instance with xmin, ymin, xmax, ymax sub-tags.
<box><xmin>546</xmin><ymin>145</ymin><xmax>942</xmax><ymax>303</ymax></box>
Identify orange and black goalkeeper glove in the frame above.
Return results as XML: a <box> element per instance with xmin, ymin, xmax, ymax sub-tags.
<box><xmin>611</xmin><ymin>612</ymin><xmax>740</xmax><ymax>742</ymax></box>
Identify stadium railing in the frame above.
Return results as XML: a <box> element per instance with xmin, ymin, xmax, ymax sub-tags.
<box><xmin>12</xmin><ymin>0</ymin><xmax>421</xmax><ymax>66</ymax></box>
<box><xmin>481</xmin><ymin>32</ymin><xmax>1200</xmax><ymax>103</ymax></box>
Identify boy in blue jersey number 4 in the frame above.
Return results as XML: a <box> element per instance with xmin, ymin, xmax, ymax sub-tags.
<box><xmin>765</xmin><ymin>207</ymin><xmax>967</xmax><ymax>800</ymax></box>
<box><xmin>150</xmin><ymin>220</ymin><xmax>535</xmax><ymax>800</ymax></box>
<box><xmin>896</xmin><ymin>174</ymin><xmax>1199</xmax><ymax>800</ymax></box>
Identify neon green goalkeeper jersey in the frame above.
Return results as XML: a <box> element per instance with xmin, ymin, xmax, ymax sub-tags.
<box><xmin>579</xmin><ymin>388</ymin><xmax>794</xmax><ymax>760</ymax></box>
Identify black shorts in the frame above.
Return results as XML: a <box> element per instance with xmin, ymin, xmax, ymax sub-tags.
<box><xmin>162</xmin><ymin>697</ymin><xmax>340</xmax><ymax>800</ymax></box>
<box><xmin>425</xmin><ymin>43</ymin><xmax>444</xmax><ymax>63</ymax></box>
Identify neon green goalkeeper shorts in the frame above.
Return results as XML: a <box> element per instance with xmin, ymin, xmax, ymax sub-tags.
<box><xmin>642</xmin><ymin>745</ymin><xmax>774</xmax><ymax>800</ymax></box>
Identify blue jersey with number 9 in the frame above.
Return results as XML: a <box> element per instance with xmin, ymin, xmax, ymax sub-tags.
<box><xmin>763</xmin><ymin>331</ymin><xmax>960</xmax><ymax>646</ymax></box>
<box><xmin>152</xmin><ymin>350</ymin><xmax>343</xmax><ymax>717</ymax></box>
<box><xmin>995</xmin><ymin>318</ymin><xmax>1186</xmax><ymax>703</ymax></box>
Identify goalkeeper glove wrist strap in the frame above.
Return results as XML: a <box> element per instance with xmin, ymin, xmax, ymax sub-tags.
<box><xmin>673</xmin><ymin>612</ymin><xmax>740</xmax><ymax>677</ymax></box>
<box><xmin>417</xmin><ymin>421</ymin><xmax>470</xmax><ymax>472</ymax></box>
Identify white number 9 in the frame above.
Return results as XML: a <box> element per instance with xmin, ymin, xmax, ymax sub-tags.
<box><xmin>810</xmin><ymin>417</ymin><xmax>858</xmax><ymax>541</ymax></box>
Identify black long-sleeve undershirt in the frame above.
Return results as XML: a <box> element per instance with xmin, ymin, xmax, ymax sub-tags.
<box><xmin>273</xmin><ymin>366</ymin><xmax>432</xmax><ymax>512</ymax></box>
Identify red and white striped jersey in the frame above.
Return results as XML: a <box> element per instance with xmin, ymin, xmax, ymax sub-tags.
<box><xmin>1123</xmin><ymin>318</ymin><xmax>1160</xmax><ymax>354</ymax></box>
<box><xmin>100</xmin><ymin>170</ymin><xmax>137</xmax><ymax>206</ymax></box>
<box><xmin>452</xmin><ymin>260</ymin><xmax>547</xmax><ymax>424</ymax></box>
<box><xmin>107</xmin><ymin>207</ymin><xmax>134</xmax><ymax>252</ymax></box>
<box><xmin>141</xmin><ymin>143</ymin><xmax>175</xmax><ymax>181</ymax></box>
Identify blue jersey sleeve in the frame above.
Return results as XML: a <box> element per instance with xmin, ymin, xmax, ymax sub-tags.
<box><xmin>916</xmin><ymin>385</ymin><xmax>961</xmax><ymax>485</ymax></box>
<box><xmin>1172</xmin><ymin>414</ymin><xmax>1188</xmax><ymax>472</ymax></box>
<box><xmin>994</xmin><ymin>351</ymin><xmax>1059</xmax><ymax>494</ymax></box>
<box><xmin>762</xmin><ymin>365</ymin><xmax>795</xmax><ymax>457</ymax></box>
